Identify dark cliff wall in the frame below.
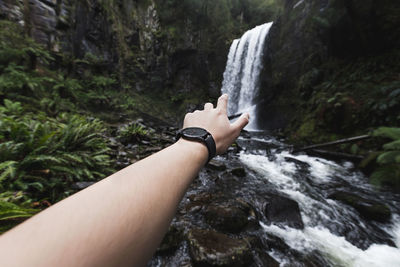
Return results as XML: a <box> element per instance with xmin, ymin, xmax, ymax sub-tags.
<box><xmin>0</xmin><ymin>0</ymin><xmax>281</xmax><ymax>112</ymax></box>
<box><xmin>258</xmin><ymin>0</ymin><xmax>400</xmax><ymax>140</ymax></box>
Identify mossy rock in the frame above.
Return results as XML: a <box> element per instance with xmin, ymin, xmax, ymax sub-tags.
<box><xmin>359</xmin><ymin>151</ymin><xmax>381</xmax><ymax>176</ymax></box>
<box><xmin>329</xmin><ymin>191</ymin><xmax>391</xmax><ymax>222</ymax></box>
<box><xmin>203</xmin><ymin>204</ymin><xmax>249</xmax><ymax>233</ymax></box>
<box><xmin>187</xmin><ymin>228</ymin><xmax>253</xmax><ymax>267</ymax></box>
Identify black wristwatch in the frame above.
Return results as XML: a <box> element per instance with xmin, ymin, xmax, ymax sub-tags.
<box><xmin>176</xmin><ymin>127</ymin><xmax>216</xmax><ymax>163</ymax></box>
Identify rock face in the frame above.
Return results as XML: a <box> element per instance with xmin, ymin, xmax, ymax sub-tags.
<box><xmin>329</xmin><ymin>191</ymin><xmax>392</xmax><ymax>222</ymax></box>
<box><xmin>0</xmin><ymin>0</ymin><xmax>280</xmax><ymax>104</ymax></box>
<box><xmin>257</xmin><ymin>0</ymin><xmax>400</xmax><ymax>130</ymax></box>
<box><xmin>264</xmin><ymin>195</ymin><xmax>304</xmax><ymax>229</ymax></box>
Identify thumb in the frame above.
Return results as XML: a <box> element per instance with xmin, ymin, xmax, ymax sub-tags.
<box><xmin>231</xmin><ymin>113</ymin><xmax>250</xmax><ymax>131</ymax></box>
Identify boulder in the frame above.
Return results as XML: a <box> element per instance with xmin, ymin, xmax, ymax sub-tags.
<box><xmin>231</xmin><ymin>167</ymin><xmax>246</xmax><ymax>177</ymax></box>
<box><xmin>329</xmin><ymin>191</ymin><xmax>391</xmax><ymax>222</ymax></box>
<box><xmin>264</xmin><ymin>195</ymin><xmax>304</xmax><ymax>229</ymax></box>
<box><xmin>204</xmin><ymin>204</ymin><xmax>249</xmax><ymax>233</ymax></box>
<box><xmin>157</xmin><ymin>225</ymin><xmax>183</xmax><ymax>254</ymax></box>
<box><xmin>207</xmin><ymin>160</ymin><xmax>227</xmax><ymax>171</ymax></box>
<box><xmin>284</xmin><ymin>157</ymin><xmax>311</xmax><ymax>171</ymax></box>
<box><xmin>187</xmin><ymin>228</ymin><xmax>252</xmax><ymax>266</ymax></box>
<box><xmin>253</xmin><ymin>250</ymin><xmax>280</xmax><ymax>267</ymax></box>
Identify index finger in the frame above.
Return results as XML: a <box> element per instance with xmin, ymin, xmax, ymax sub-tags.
<box><xmin>216</xmin><ymin>94</ymin><xmax>228</xmax><ymax>114</ymax></box>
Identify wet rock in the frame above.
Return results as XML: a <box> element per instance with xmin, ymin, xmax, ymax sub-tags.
<box><xmin>247</xmin><ymin>237</ymin><xmax>280</xmax><ymax>267</ymax></box>
<box><xmin>264</xmin><ymin>234</ymin><xmax>291</xmax><ymax>252</ymax></box>
<box><xmin>204</xmin><ymin>204</ymin><xmax>248</xmax><ymax>233</ymax></box>
<box><xmin>253</xmin><ymin>250</ymin><xmax>280</xmax><ymax>267</ymax></box>
<box><xmin>264</xmin><ymin>195</ymin><xmax>304</xmax><ymax>229</ymax></box>
<box><xmin>227</xmin><ymin>144</ymin><xmax>241</xmax><ymax>153</ymax></box>
<box><xmin>329</xmin><ymin>191</ymin><xmax>391</xmax><ymax>222</ymax></box>
<box><xmin>157</xmin><ymin>225</ymin><xmax>183</xmax><ymax>254</ymax></box>
<box><xmin>187</xmin><ymin>228</ymin><xmax>252</xmax><ymax>266</ymax></box>
<box><xmin>231</xmin><ymin>167</ymin><xmax>246</xmax><ymax>177</ymax></box>
<box><xmin>284</xmin><ymin>157</ymin><xmax>311</xmax><ymax>171</ymax></box>
<box><xmin>207</xmin><ymin>160</ymin><xmax>226</xmax><ymax>171</ymax></box>
<box><xmin>71</xmin><ymin>181</ymin><xmax>95</xmax><ymax>190</ymax></box>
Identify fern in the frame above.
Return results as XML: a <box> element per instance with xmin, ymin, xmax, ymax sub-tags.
<box><xmin>371</xmin><ymin>127</ymin><xmax>400</xmax><ymax>190</ymax></box>
<box><xmin>373</xmin><ymin>127</ymin><xmax>400</xmax><ymax>140</ymax></box>
<box><xmin>0</xmin><ymin>101</ymin><xmax>115</xmax><ymax>201</ymax></box>
<box><xmin>0</xmin><ymin>200</ymin><xmax>38</xmax><ymax>234</ymax></box>
<box><xmin>383</xmin><ymin>139</ymin><xmax>400</xmax><ymax>150</ymax></box>
<box><xmin>0</xmin><ymin>161</ymin><xmax>17</xmax><ymax>182</ymax></box>
<box><xmin>377</xmin><ymin>151</ymin><xmax>400</xmax><ymax>165</ymax></box>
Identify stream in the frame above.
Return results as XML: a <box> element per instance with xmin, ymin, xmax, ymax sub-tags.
<box><xmin>148</xmin><ymin>131</ymin><xmax>400</xmax><ymax>267</ymax></box>
<box><xmin>237</xmin><ymin>133</ymin><xmax>400</xmax><ymax>266</ymax></box>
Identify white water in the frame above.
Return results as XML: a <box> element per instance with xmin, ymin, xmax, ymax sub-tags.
<box><xmin>221</xmin><ymin>22</ymin><xmax>273</xmax><ymax>130</ymax></box>
<box><xmin>238</xmin><ymin>141</ymin><xmax>400</xmax><ymax>267</ymax></box>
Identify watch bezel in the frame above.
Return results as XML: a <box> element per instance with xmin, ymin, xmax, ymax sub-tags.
<box><xmin>181</xmin><ymin>127</ymin><xmax>209</xmax><ymax>139</ymax></box>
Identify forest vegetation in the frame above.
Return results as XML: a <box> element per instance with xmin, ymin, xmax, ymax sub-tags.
<box><xmin>0</xmin><ymin>0</ymin><xmax>399</xmax><ymax>265</ymax></box>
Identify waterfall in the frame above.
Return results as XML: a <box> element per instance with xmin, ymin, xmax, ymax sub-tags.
<box><xmin>221</xmin><ymin>22</ymin><xmax>273</xmax><ymax>130</ymax></box>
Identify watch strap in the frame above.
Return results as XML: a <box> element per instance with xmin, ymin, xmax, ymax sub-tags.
<box><xmin>176</xmin><ymin>128</ymin><xmax>216</xmax><ymax>163</ymax></box>
<box><xmin>204</xmin><ymin>134</ymin><xmax>216</xmax><ymax>163</ymax></box>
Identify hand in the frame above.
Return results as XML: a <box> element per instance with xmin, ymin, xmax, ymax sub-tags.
<box><xmin>182</xmin><ymin>94</ymin><xmax>250</xmax><ymax>154</ymax></box>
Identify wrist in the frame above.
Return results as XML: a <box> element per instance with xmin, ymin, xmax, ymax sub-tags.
<box><xmin>175</xmin><ymin>138</ymin><xmax>208</xmax><ymax>165</ymax></box>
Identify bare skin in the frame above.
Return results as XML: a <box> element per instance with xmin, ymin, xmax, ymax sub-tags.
<box><xmin>0</xmin><ymin>94</ymin><xmax>249</xmax><ymax>267</ymax></box>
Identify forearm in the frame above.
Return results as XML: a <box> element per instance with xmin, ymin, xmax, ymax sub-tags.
<box><xmin>0</xmin><ymin>139</ymin><xmax>207</xmax><ymax>267</ymax></box>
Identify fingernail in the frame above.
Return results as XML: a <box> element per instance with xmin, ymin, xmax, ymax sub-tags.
<box><xmin>222</xmin><ymin>94</ymin><xmax>228</xmax><ymax>98</ymax></box>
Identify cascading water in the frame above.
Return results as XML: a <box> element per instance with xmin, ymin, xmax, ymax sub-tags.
<box><xmin>221</xmin><ymin>22</ymin><xmax>273</xmax><ymax>130</ymax></box>
<box><xmin>219</xmin><ymin>24</ymin><xmax>400</xmax><ymax>266</ymax></box>
<box><xmin>237</xmin><ymin>138</ymin><xmax>400</xmax><ymax>266</ymax></box>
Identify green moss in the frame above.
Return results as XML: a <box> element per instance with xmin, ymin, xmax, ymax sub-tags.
<box><xmin>296</xmin><ymin>119</ymin><xmax>316</xmax><ymax>139</ymax></box>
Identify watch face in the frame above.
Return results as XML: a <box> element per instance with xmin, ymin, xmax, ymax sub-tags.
<box><xmin>182</xmin><ymin>127</ymin><xmax>208</xmax><ymax>138</ymax></box>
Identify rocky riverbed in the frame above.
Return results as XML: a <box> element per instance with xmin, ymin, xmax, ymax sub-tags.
<box><xmin>101</xmin><ymin>120</ymin><xmax>400</xmax><ymax>267</ymax></box>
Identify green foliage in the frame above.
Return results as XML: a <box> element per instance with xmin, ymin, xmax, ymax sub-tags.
<box><xmin>0</xmin><ymin>21</ymin><xmax>52</xmax><ymax>68</ymax></box>
<box><xmin>0</xmin><ymin>200</ymin><xmax>38</xmax><ymax>233</ymax></box>
<box><xmin>376</xmin><ymin>151</ymin><xmax>400</xmax><ymax>165</ymax></box>
<box><xmin>367</xmin><ymin>83</ymin><xmax>400</xmax><ymax>125</ymax></box>
<box><xmin>118</xmin><ymin>123</ymin><xmax>148</xmax><ymax>143</ymax></box>
<box><xmin>0</xmin><ymin>200</ymin><xmax>37</xmax><ymax>221</ymax></box>
<box><xmin>370</xmin><ymin>165</ymin><xmax>400</xmax><ymax>191</ymax></box>
<box><xmin>156</xmin><ymin>0</ymin><xmax>281</xmax><ymax>51</ymax></box>
<box><xmin>370</xmin><ymin>127</ymin><xmax>400</xmax><ymax>191</ymax></box>
<box><xmin>373</xmin><ymin>127</ymin><xmax>400</xmax><ymax>140</ymax></box>
<box><xmin>383</xmin><ymin>140</ymin><xmax>400</xmax><ymax>151</ymax></box>
<box><xmin>0</xmin><ymin>100</ymin><xmax>115</xmax><ymax>201</ymax></box>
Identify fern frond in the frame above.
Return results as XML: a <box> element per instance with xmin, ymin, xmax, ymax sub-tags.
<box><xmin>377</xmin><ymin>151</ymin><xmax>400</xmax><ymax>165</ymax></box>
<box><xmin>383</xmin><ymin>140</ymin><xmax>400</xmax><ymax>151</ymax></box>
<box><xmin>373</xmin><ymin>127</ymin><xmax>400</xmax><ymax>140</ymax></box>
<box><xmin>0</xmin><ymin>161</ymin><xmax>18</xmax><ymax>182</ymax></box>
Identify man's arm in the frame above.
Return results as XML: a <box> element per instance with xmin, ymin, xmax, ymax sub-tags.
<box><xmin>0</xmin><ymin>94</ymin><xmax>249</xmax><ymax>267</ymax></box>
